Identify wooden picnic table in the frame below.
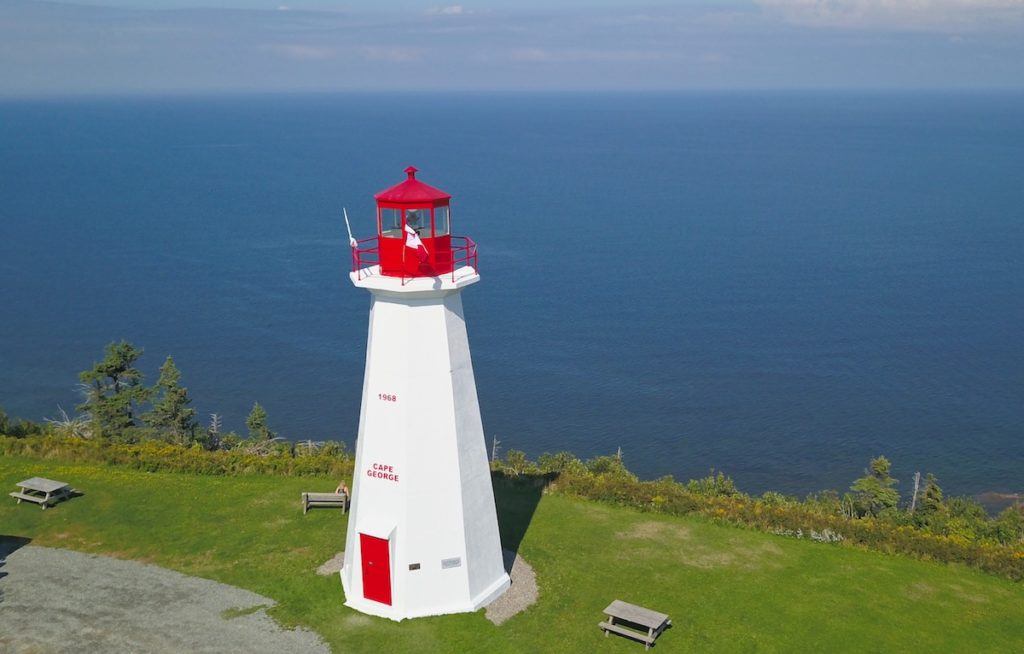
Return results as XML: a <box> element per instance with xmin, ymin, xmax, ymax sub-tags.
<box><xmin>599</xmin><ymin>599</ymin><xmax>671</xmax><ymax>650</ymax></box>
<box><xmin>10</xmin><ymin>477</ymin><xmax>73</xmax><ymax>510</ymax></box>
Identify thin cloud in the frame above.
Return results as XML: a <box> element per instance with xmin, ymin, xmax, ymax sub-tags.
<box><xmin>265</xmin><ymin>44</ymin><xmax>336</xmax><ymax>60</ymax></box>
<box><xmin>359</xmin><ymin>46</ymin><xmax>425</xmax><ymax>63</ymax></box>
<box><xmin>754</xmin><ymin>0</ymin><xmax>1024</xmax><ymax>30</ymax></box>
<box><xmin>428</xmin><ymin>5</ymin><xmax>466</xmax><ymax>15</ymax></box>
<box><xmin>509</xmin><ymin>47</ymin><xmax>672</xmax><ymax>63</ymax></box>
<box><xmin>1</xmin><ymin>0</ymin><xmax>1022</xmax><ymax>94</ymax></box>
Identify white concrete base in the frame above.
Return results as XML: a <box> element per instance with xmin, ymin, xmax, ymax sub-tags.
<box><xmin>340</xmin><ymin>568</ymin><xmax>510</xmax><ymax>622</ymax></box>
<box><xmin>469</xmin><ymin>574</ymin><xmax>513</xmax><ymax>612</ymax></box>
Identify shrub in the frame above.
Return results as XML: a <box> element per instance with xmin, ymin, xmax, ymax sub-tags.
<box><xmin>585</xmin><ymin>455</ymin><xmax>635</xmax><ymax>479</ymax></box>
<box><xmin>500</xmin><ymin>450</ymin><xmax>540</xmax><ymax>476</ymax></box>
<box><xmin>761</xmin><ymin>491</ymin><xmax>797</xmax><ymax>506</ymax></box>
<box><xmin>686</xmin><ymin>470</ymin><xmax>739</xmax><ymax>497</ymax></box>
<box><xmin>993</xmin><ymin>506</ymin><xmax>1024</xmax><ymax>544</ymax></box>
<box><xmin>0</xmin><ymin>435</ymin><xmax>353</xmax><ymax>479</ymax></box>
<box><xmin>0</xmin><ymin>407</ymin><xmax>47</xmax><ymax>438</ymax></box>
<box><xmin>536</xmin><ymin>451</ymin><xmax>587</xmax><ymax>476</ymax></box>
<box><xmin>4</xmin><ymin>433</ymin><xmax>1022</xmax><ymax>581</ymax></box>
<box><xmin>501</xmin><ymin>449</ymin><xmax>1024</xmax><ymax>581</ymax></box>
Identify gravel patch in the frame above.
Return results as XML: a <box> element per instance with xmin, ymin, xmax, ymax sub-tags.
<box><xmin>485</xmin><ymin>549</ymin><xmax>538</xmax><ymax>626</ymax></box>
<box><xmin>0</xmin><ymin>543</ymin><xmax>329</xmax><ymax>654</ymax></box>
<box><xmin>317</xmin><ymin>551</ymin><xmax>345</xmax><ymax>577</ymax></box>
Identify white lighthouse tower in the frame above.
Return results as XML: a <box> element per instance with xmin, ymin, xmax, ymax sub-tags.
<box><xmin>340</xmin><ymin>167</ymin><xmax>510</xmax><ymax>620</ymax></box>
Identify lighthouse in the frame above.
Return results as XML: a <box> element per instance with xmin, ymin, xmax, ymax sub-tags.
<box><xmin>340</xmin><ymin>167</ymin><xmax>510</xmax><ymax>620</ymax></box>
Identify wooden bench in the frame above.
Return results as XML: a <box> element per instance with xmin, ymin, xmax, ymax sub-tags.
<box><xmin>10</xmin><ymin>477</ymin><xmax>73</xmax><ymax>510</ymax></box>
<box><xmin>302</xmin><ymin>491</ymin><xmax>348</xmax><ymax>515</ymax></box>
<box><xmin>599</xmin><ymin>600</ymin><xmax>671</xmax><ymax>650</ymax></box>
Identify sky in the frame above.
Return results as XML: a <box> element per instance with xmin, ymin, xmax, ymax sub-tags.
<box><xmin>1</xmin><ymin>0</ymin><xmax>1023</xmax><ymax>95</ymax></box>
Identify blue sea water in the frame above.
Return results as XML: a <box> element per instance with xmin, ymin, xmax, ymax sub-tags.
<box><xmin>1</xmin><ymin>92</ymin><xmax>1021</xmax><ymax>497</ymax></box>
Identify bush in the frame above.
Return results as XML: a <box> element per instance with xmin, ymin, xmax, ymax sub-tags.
<box><xmin>509</xmin><ymin>450</ymin><xmax>1024</xmax><ymax>581</ymax></box>
<box><xmin>0</xmin><ymin>407</ymin><xmax>47</xmax><ymax>438</ymax></box>
<box><xmin>993</xmin><ymin>506</ymin><xmax>1024</xmax><ymax>544</ymax></box>
<box><xmin>761</xmin><ymin>491</ymin><xmax>797</xmax><ymax>506</ymax></box>
<box><xmin>585</xmin><ymin>455</ymin><xmax>633</xmax><ymax>477</ymax></box>
<box><xmin>498</xmin><ymin>449</ymin><xmax>544</xmax><ymax>476</ymax></box>
<box><xmin>0</xmin><ymin>435</ymin><xmax>353</xmax><ymax>479</ymax></box>
<box><xmin>536</xmin><ymin>451</ymin><xmax>587</xmax><ymax>476</ymax></box>
<box><xmin>686</xmin><ymin>470</ymin><xmax>740</xmax><ymax>497</ymax></box>
<box><xmin>5</xmin><ymin>433</ymin><xmax>1022</xmax><ymax>581</ymax></box>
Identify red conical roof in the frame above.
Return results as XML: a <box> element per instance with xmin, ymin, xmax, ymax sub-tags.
<box><xmin>374</xmin><ymin>166</ymin><xmax>451</xmax><ymax>205</ymax></box>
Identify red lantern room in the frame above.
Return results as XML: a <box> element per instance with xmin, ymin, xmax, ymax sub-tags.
<box><xmin>350</xmin><ymin>166</ymin><xmax>479</xmax><ymax>281</ymax></box>
<box><xmin>375</xmin><ymin>166</ymin><xmax>451</xmax><ymax>277</ymax></box>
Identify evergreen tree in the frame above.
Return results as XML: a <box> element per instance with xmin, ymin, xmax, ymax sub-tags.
<box><xmin>78</xmin><ymin>341</ymin><xmax>148</xmax><ymax>438</ymax></box>
<box><xmin>919</xmin><ymin>473</ymin><xmax>944</xmax><ymax>516</ymax></box>
<box><xmin>143</xmin><ymin>356</ymin><xmax>197</xmax><ymax>445</ymax></box>
<box><xmin>850</xmin><ymin>455</ymin><xmax>900</xmax><ymax>517</ymax></box>
<box><xmin>246</xmin><ymin>402</ymin><xmax>275</xmax><ymax>441</ymax></box>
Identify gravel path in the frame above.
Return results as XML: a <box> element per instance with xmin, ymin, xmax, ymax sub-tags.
<box><xmin>485</xmin><ymin>549</ymin><xmax>538</xmax><ymax>626</ymax></box>
<box><xmin>0</xmin><ymin>543</ymin><xmax>328</xmax><ymax>654</ymax></box>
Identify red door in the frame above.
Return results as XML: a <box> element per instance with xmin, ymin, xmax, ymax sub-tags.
<box><xmin>359</xmin><ymin>534</ymin><xmax>392</xmax><ymax>605</ymax></box>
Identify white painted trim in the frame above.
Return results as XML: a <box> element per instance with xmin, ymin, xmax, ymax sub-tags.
<box><xmin>350</xmin><ymin>265</ymin><xmax>479</xmax><ymax>298</ymax></box>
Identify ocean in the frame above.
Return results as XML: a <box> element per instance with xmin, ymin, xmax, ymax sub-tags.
<box><xmin>1</xmin><ymin>92</ymin><xmax>1021</xmax><ymax>497</ymax></box>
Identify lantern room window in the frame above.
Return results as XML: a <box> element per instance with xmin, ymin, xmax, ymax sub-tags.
<box><xmin>381</xmin><ymin>209</ymin><xmax>402</xmax><ymax>238</ymax></box>
<box><xmin>434</xmin><ymin>207</ymin><xmax>450</xmax><ymax>237</ymax></box>
<box><xmin>406</xmin><ymin>208</ymin><xmax>429</xmax><ymax>236</ymax></box>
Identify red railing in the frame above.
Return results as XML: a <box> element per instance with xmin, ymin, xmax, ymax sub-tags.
<box><xmin>351</xmin><ymin>235</ymin><xmax>478</xmax><ymax>283</ymax></box>
<box><xmin>450</xmin><ymin>236</ymin><xmax>479</xmax><ymax>279</ymax></box>
<box><xmin>350</xmin><ymin>236</ymin><xmax>380</xmax><ymax>281</ymax></box>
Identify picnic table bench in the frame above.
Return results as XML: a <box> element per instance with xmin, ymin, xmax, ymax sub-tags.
<box><xmin>599</xmin><ymin>599</ymin><xmax>671</xmax><ymax>650</ymax></box>
<box><xmin>10</xmin><ymin>477</ymin><xmax>73</xmax><ymax>510</ymax></box>
<box><xmin>302</xmin><ymin>491</ymin><xmax>348</xmax><ymax>514</ymax></box>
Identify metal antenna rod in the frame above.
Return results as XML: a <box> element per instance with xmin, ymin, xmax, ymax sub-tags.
<box><xmin>343</xmin><ymin>207</ymin><xmax>357</xmax><ymax>248</ymax></box>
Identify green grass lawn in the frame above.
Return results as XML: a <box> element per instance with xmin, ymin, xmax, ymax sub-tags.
<box><xmin>2</xmin><ymin>456</ymin><xmax>1023</xmax><ymax>653</ymax></box>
